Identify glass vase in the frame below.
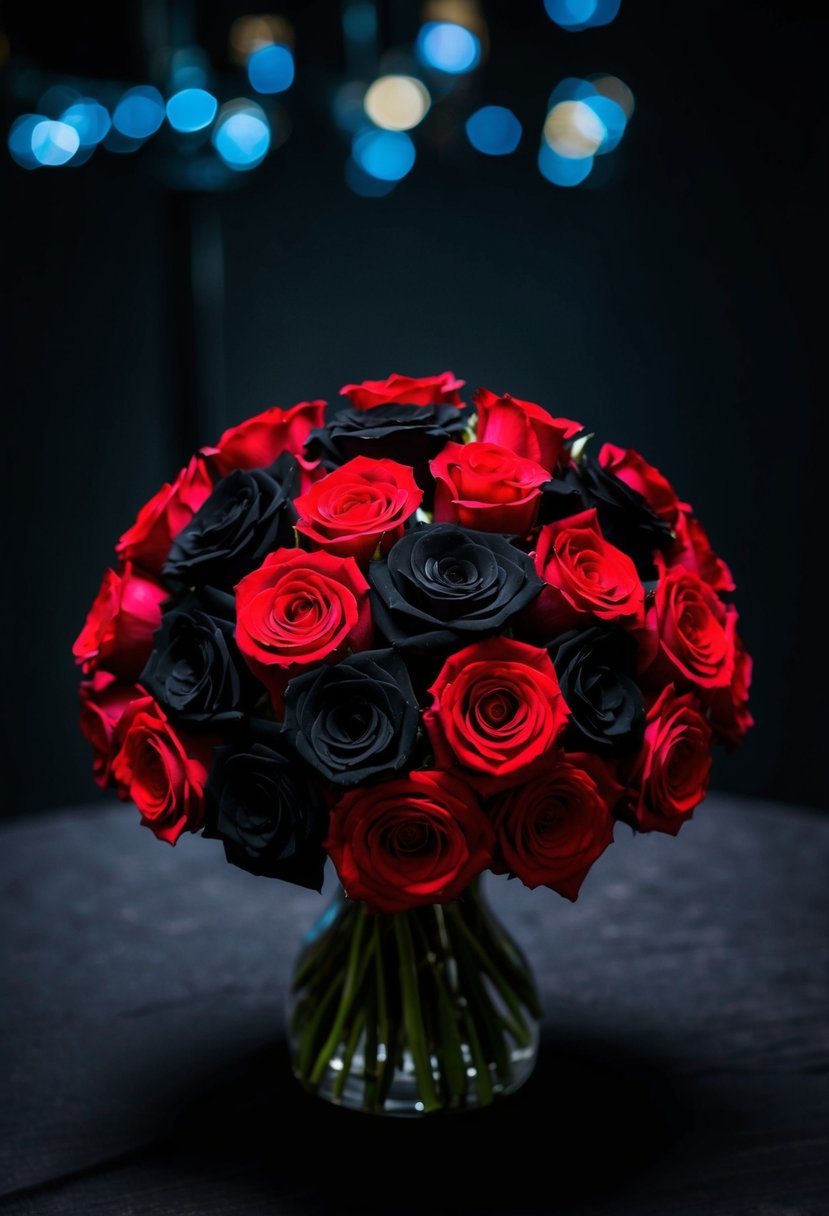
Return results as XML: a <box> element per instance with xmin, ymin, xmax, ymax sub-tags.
<box><xmin>287</xmin><ymin>879</ymin><xmax>541</xmax><ymax>1116</ymax></box>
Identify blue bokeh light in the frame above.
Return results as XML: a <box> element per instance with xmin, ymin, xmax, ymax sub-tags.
<box><xmin>247</xmin><ymin>44</ymin><xmax>295</xmax><ymax>94</ymax></box>
<box><xmin>465</xmin><ymin>106</ymin><xmax>522</xmax><ymax>156</ymax></box>
<box><xmin>581</xmin><ymin>93</ymin><xmax>627</xmax><ymax>153</ymax></box>
<box><xmin>352</xmin><ymin>128</ymin><xmax>415</xmax><ymax>181</ymax></box>
<box><xmin>538</xmin><ymin>143</ymin><xmax>593</xmax><ymax>186</ymax></box>
<box><xmin>213</xmin><ymin>103</ymin><xmax>271</xmax><ymax>170</ymax></box>
<box><xmin>544</xmin><ymin>0</ymin><xmax>621</xmax><ymax>30</ymax></box>
<box><xmin>60</xmin><ymin>99</ymin><xmax>110</xmax><ymax>146</ymax></box>
<box><xmin>112</xmin><ymin>86</ymin><xmax>165</xmax><ymax>139</ymax></box>
<box><xmin>31</xmin><ymin>120</ymin><xmax>80</xmax><ymax>166</ymax></box>
<box><xmin>416</xmin><ymin>22</ymin><xmax>480</xmax><ymax>74</ymax></box>
<box><xmin>166</xmin><ymin>88</ymin><xmax>218</xmax><ymax>133</ymax></box>
<box><xmin>8</xmin><ymin>115</ymin><xmax>45</xmax><ymax>169</ymax></box>
<box><xmin>345</xmin><ymin>156</ymin><xmax>397</xmax><ymax>197</ymax></box>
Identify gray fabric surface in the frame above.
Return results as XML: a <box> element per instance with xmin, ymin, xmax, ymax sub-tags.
<box><xmin>1</xmin><ymin>794</ymin><xmax>827</xmax><ymax>1214</ymax></box>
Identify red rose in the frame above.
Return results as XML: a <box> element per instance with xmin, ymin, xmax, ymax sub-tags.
<box><xmin>234</xmin><ymin>548</ymin><xmax>372</xmax><ymax>708</ymax></box>
<box><xmin>472</xmin><ymin>388</ymin><xmax>582</xmax><ymax>476</ymax></box>
<box><xmin>623</xmin><ymin>685</ymin><xmax>712</xmax><ymax>835</ymax></box>
<box><xmin>522</xmin><ymin>507</ymin><xmax>645</xmax><ymax>637</ymax></box>
<box><xmin>340</xmin><ymin>371</ymin><xmax>465</xmax><ymax>410</ymax></box>
<box><xmin>430</xmin><ymin>441</ymin><xmax>549</xmax><ymax>535</ymax></box>
<box><xmin>490</xmin><ymin>752</ymin><xmax>619</xmax><ymax>900</ymax></box>
<box><xmin>111</xmin><ymin>696</ymin><xmax>214</xmax><ymax>844</ymax></box>
<box><xmin>294</xmin><ymin>456</ymin><xmax>423</xmax><ymax>565</ymax></box>
<box><xmin>324</xmin><ymin>770</ymin><xmax>493</xmax><ymax>914</ymax></box>
<box><xmin>72</xmin><ymin>563</ymin><xmax>166</xmax><ymax>680</ymax></box>
<box><xmin>598</xmin><ymin>444</ymin><xmax>687</xmax><ymax>525</ymax></box>
<box><xmin>667</xmin><ymin>510</ymin><xmax>735</xmax><ymax>593</ymax></box>
<box><xmin>708</xmin><ymin>631</ymin><xmax>753</xmax><ymax>746</ymax></box>
<box><xmin>203</xmin><ymin>399</ymin><xmax>326</xmax><ymax>491</ymax></box>
<box><xmin>423</xmin><ymin>636</ymin><xmax>569</xmax><ymax>795</ymax></box>
<box><xmin>116</xmin><ymin>455</ymin><xmax>213</xmax><ymax>575</ymax></box>
<box><xmin>79</xmin><ymin>672</ymin><xmax>143</xmax><ymax>789</ymax></box>
<box><xmin>638</xmin><ymin>558</ymin><xmax>736</xmax><ymax>691</ymax></box>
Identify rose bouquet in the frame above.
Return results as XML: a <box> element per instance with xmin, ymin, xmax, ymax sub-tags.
<box><xmin>74</xmin><ymin>372</ymin><xmax>752</xmax><ymax>1115</ymax></box>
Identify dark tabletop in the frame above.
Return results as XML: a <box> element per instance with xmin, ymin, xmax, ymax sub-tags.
<box><xmin>1</xmin><ymin>794</ymin><xmax>827</xmax><ymax>1215</ymax></box>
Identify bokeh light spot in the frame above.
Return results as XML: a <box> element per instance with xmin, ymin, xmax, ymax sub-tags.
<box><xmin>581</xmin><ymin>93</ymin><xmax>626</xmax><ymax>152</ymax></box>
<box><xmin>364</xmin><ymin>75</ymin><xmax>430</xmax><ymax>131</ymax></box>
<box><xmin>543</xmin><ymin>99</ymin><xmax>606</xmax><ymax>158</ymax></box>
<box><xmin>31</xmin><ymin>120</ymin><xmax>80</xmax><ymax>166</ymax></box>
<box><xmin>465</xmin><ymin>105</ymin><xmax>522</xmax><ymax>155</ymax></box>
<box><xmin>166</xmin><ymin>88</ymin><xmax>218</xmax><ymax>133</ymax></box>
<box><xmin>60</xmin><ymin>99</ymin><xmax>110</xmax><ymax>146</ymax></box>
<box><xmin>591</xmin><ymin>73</ymin><xmax>635</xmax><ymax>120</ymax></box>
<box><xmin>8</xmin><ymin>114</ymin><xmax>44</xmax><ymax>169</ymax></box>
<box><xmin>112</xmin><ymin>86</ymin><xmax>165</xmax><ymax>139</ymax></box>
<box><xmin>544</xmin><ymin>0</ymin><xmax>620</xmax><ymax>29</ymax></box>
<box><xmin>247</xmin><ymin>43</ymin><xmax>295</xmax><ymax>94</ymax></box>
<box><xmin>213</xmin><ymin>101</ymin><xmax>271</xmax><ymax>170</ymax></box>
<box><xmin>416</xmin><ymin>22</ymin><xmax>480</xmax><ymax>74</ymax></box>
<box><xmin>538</xmin><ymin>143</ymin><xmax>593</xmax><ymax>186</ymax></box>
<box><xmin>352</xmin><ymin>128</ymin><xmax>415</xmax><ymax>180</ymax></box>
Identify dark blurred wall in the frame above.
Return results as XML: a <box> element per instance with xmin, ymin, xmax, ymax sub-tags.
<box><xmin>4</xmin><ymin>2</ymin><xmax>826</xmax><ymax>815</ymax></box>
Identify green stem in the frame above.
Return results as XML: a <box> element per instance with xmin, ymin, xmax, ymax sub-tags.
<box><xmin>309</xmin><ymin>903</ymin><xmax>369</xmax><ymax>1088</ymax></box>
<box><xmin>333</xmin><ymin>1006</ymin><xmax>367</xmax><ymax>1102</ymax></box>
<box><xmin>394</xmin><ymin>914</ymin><xmax>441</xmax><ymax>1113</ymax></box>
<box><xmin>446</xmin><ymin>904</ymin><xmax>533</xmax><ymax>1046</ymax></box>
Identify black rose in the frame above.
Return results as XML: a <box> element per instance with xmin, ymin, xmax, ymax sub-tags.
<box><xmin>204</xmin><ymin>721</ymin><xmax>328</xmax><ymax>889</ymax></box>
<box><xmin>564</xmin><ymin>457</ymin><xmax>673</xmax><ymax>577</ymax></box>
<box><xmin>141</xmin><ymin>587</ymin><xmax>259</xmax><ymax>728</ymax></box>
<box><xmin>282</xmin><ymin>649</ymin><xmax>419</xmax><ymax>786</ymax></box>
<box><xmin>370</xmin><ymin>523</ymin><xmax>542</xmax><ymax>650</ymax></box>
<box><xmin>537</xmin><ymin>477</ymin><xmax>588</xmax><ymax>526</ymax></box>
<box><xmin>549</xmin><ymin>625</ymin><xmax>645</xmax><ymax>755</ymax></box>
<box><xmin>304</xmin><ymin>403</ymin><xmax>470</xmax><ymax>498</ymax></box>
<box><xmin>164</xmin><ymin>452</ymin><xmax>298</xmax><ymax>589</ymax></box>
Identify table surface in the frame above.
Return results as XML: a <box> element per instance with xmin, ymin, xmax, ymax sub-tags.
<box><xmin>1</xmin><ymin>793</ymin><xmax>827</xmax><ymax>1216</ymax></box>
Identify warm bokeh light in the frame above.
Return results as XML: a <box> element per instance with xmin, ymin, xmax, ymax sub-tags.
<box><xmin>247</xmin><ymin>43</ymin><xmax>295</xmax><ymax>94</ymax></box>
<box><xmin>465</xmin><ymin>105</ymin><xmax>522</xmax><ymax>155</ymax></box>
<box><xmin>364</xmin><ymin>75</ymin><xmax>430</xmax><ymax>131</ymax></box>
<box><xmin>229</xmin><ymin>14</ymin><xmax>295</xmax><ymax>64</ymax></box>
<box><xmin>212</xmin><ymin>100</ymin><xmax>271</xmax><ymax>170</ymax></box>
<box><xmin>112</xmin><ymin>86</ymin><xmax>165</xmax><ymax>140</ymax></box>
<box><xmin>543</xmin><ymin>99</ymin><xmax>605</xmax><ymax>158</ymax></box>
<box><xmin>591</xmin><ymin>73</ymin><xmax>635</xmax><ymax>120</ymax></box>
<box><xmin>416</xmin><ymin>22</ymin><xmax>481</xmax><ymax>74</ymax></box>
<box><xmin>352</xmin><ymin>128</ymin><xmax>416</xmax><ymax>181</ymax></box>
<box><xmin>166</xmin><ymin>89</ymin><xmax>218</xmax><ymax>134</ymax></box>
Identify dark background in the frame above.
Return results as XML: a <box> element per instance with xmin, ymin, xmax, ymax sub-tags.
<box><xmin>3</xmin><ymin>1</ymin><xmax>826</xmax><ymax>818</ymax></box>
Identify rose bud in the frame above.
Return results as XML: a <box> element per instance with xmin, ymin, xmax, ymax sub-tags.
<box><xmin>325</xmin><ymin>770</ymin><xmax>493</xmax><ymax>914</ymax></box>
